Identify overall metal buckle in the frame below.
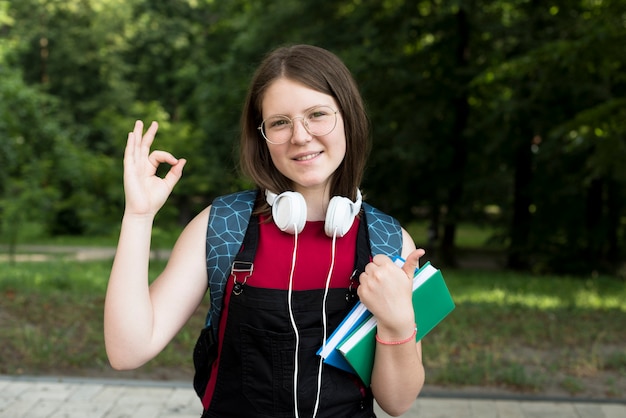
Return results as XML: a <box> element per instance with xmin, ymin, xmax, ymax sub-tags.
<box><xmin>231</xmin><ymin>261</ymin><xmax>254</xmax><ymax>296</ymax></box>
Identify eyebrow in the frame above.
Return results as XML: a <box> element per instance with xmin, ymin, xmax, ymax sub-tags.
<box><xmin>264</xmin><ymin>104</ymin><xmax>334</xmax><ymax>119</ymax></box>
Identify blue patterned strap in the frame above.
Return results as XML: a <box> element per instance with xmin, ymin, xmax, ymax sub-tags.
<box><xmin>205</xmin><ymin>190</ymin><xmax>257</xmax><ymax>333</ymax></box>
<box><xmin>362</xmin><ymin>203</ymin><xmax>403</xmax><ymax>258</ymax></box>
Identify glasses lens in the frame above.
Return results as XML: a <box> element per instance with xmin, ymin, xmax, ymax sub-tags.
<box><xmin>305</xmin><ymin>106</ymin><xmax>337</xmax><ymax>136</ymax></box>
<box><xmin>260</xmin><ymin>106</ymin><xmax>338</xmax><ymax>144</ymax></box>
<box><xmin>261</xmin><ymin>116</ymin><xmax>292</xmax><ymax>144</ymax></box>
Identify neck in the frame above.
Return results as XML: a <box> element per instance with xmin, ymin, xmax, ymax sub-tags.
<box><xmin>293</xmin><ymin>187</ymin><xmax>330</xmax><ymax>222</ymax></box>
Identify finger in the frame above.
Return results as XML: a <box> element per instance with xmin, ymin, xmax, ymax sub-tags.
<box><xmin>133</xmin><ymin>120</ymin><xmax>144</xmax><ymax>140</ymax></box>
<box><xmin>124</xmin><ymin>131</ymin><xmax>135</xmax><ymax>162</ymax></box>
<box><xmin>148</xmin><ymin>150</ymin><xmax>180</xmax><ymax>168</ymax></box>
<box><xmin>402</xmin><ymin>248</ymin><xmax>425</xmax><ymax>278</ymax></box>
<box><xmin>133</xmin><ymin>120</ymin><xmax>144</xmax><ymax>158</ymax></box>
<box><xmin>141</xmin><ymin>121</ymin><xmax>159</xmax><ymax>149</ymax></box>
<box><xmin>135</xmin><ymin>122</ymin><xmax>159</xmax><ymax>155</ymax></box>
<box><xmin>163</xmin><ymin>158</ymin><xmax>187</xmax><ymax>188</ymax></box>
<box><xmin>371</xmin><ymin>253</ymin><xmax>391</xmax><ymax>266</ymax></box>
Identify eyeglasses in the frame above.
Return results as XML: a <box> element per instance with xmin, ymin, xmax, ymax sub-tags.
<box><xmin>258</xmin><ymin>106</ymin><xmax>338</xmax><ymax>144</ymax></box>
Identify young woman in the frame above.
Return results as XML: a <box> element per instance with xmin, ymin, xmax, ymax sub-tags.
<box><xmin>105</xmin><ymin>44</ymin><xmax>425</xmax><ymax>417</ymax></box>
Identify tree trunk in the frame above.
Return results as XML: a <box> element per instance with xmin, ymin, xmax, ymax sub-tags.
<box><xmin>585</xmin><ymin>177</ymin><xmax>603</xmax><ymax>267</ymax></box>
<box><xmin>506</xmin><ymin>134</ymin><xmax>533</xmax><ymax>270</ymax></box>
<box><xmin>604</xmin><ymin>178</ymin><xmax>621</xmax><ymax>268</ymax></box>
<box><xmin>440</xmin><ymin>8</ymin><xmax>470</xmax><ymax>267</ymax></box>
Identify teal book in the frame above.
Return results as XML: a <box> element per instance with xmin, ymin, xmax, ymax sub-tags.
<box><xmin>336</xmin><ymin>262</ymin><xmax>455</xmax><ymax>386</ymax></box>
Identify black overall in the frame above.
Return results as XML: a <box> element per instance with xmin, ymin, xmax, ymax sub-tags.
<box><xmin>201</xmin><ymin>217</ymin><xmax>376</xmax><ymax>418</ymax></box>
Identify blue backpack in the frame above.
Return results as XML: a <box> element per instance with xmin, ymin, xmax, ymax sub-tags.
<box><xmin>193</xmin><ymin>189</ymin><xmax>402</xmax><ymax>398</ymax></box>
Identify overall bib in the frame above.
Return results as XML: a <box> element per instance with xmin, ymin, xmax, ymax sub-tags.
<box><xmin>201</xmin><ymin>216</ymin><xmax>376</xmax><ymax>418</ymax></box>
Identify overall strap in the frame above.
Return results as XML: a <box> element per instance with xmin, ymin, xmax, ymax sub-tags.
<box><xmin>205</xmin><ymin>190</ymin><xmax>258</xmax><ymax>337</ymax></box>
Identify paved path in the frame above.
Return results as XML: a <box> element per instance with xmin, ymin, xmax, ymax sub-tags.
<box><xmin>0</xmin><ymin>245</ymin><xmax>170</xmax><ymax>262</ymax></box>
<box><xmin>1</xmin><ymin>376</ymin><xmax>625</xmax><ymax>418</ymax></box>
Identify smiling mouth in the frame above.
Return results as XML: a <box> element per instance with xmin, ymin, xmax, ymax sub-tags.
<box><xmin>294</xmin><ymin>152</ymin><xmax>321</xmax><ymax>161</ymax></box>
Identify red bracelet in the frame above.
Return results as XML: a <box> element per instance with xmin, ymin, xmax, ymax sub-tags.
<box><xmin>375</xmin><ymin>324</ymin><xmax>417</xmax><ymax>345</ymax></box>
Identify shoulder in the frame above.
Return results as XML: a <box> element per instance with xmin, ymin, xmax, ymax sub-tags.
<box><xmin>400</xmin><ymin>227</ymin><xmax>417</xmax><ymax>258</ymax></box>
<box><xmin>177</xmin><ymin>206</ymin><xmax>211</xmax><ymax>245</ymax></box>
<box><xmin>177</xmin><ymin>188</ymin><xmax>258</xmax><ymax>249</ymax></box>
<box><xmin>361</xmin><ymin>201</ymin><xmax>417</xmax><ymax>257</ymax></box>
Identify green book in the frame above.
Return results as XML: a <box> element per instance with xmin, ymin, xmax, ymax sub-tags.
<box><xmin>336</xmin><ymin>262</ymin><xmax>455</xmax><ymax>386</ymax></box>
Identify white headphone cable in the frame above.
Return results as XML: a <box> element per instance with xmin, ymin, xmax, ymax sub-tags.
<box><xmin>312</xmin><ymin>227</ymin><xmax>338</xmax><ymax>417</ymax></box>
<box><xmin>288</xmin><ymin>224</ymin><xmax>338</xmax><ymax>418</ymax></box>
<box><xmin>288</xmin><ymin>223</ymin><xmax>301</xmax><ymax>418</ymax></box>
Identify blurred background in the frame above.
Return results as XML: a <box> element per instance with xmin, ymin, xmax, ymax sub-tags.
<box><xmin>1</xmin><ymin>0</ymin><xmax>625</xmax><ymax>274</ymax></box>
<box><xmin>1</xmin><ymin>0</ymin><xmax>625</xmax><ymax>400</ymax></box>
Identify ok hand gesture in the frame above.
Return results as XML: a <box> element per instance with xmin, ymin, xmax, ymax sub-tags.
<box><xmin>123</xmin><ymin>120</ymin><xmax>186</xmax><ymax>217</ymax></box>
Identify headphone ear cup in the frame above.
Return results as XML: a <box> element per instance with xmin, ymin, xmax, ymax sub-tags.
<box><xmin>271</xmin><ymin>191</ymin><xmax>307</xmax><ymax>234</ymax></box>
<box><xmin>325</xmin><ymin>196</ymin><xmax>357</xmax><ymax>237</ymax></box>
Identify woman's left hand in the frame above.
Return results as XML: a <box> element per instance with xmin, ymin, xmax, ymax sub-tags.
<box><xmin>357</xmin><ymin>249</ymin><xmax>425</xmax><ymax>336</ymax></box>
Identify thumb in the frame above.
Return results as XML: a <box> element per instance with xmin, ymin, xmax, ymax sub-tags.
<box><xmin>401</xmin><ymin>248</ymin><xmax>425</xmax><ymax>278</ymax></box>
<box><xmin>163</xmin><ymin>158</ymin><xmax>186</xmax><ymax>188</ymax></box>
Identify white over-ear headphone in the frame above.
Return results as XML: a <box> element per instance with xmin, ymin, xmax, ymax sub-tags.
<box><xmin>265</xmin><ymin>189</ymin><xmax>362</xmax><ymax>237</ymax></box>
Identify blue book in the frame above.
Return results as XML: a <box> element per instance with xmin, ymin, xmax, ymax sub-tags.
<box><xmin>317</xmin><ymin>299</ymin><xmax>371</xmax><ymax>372</ymax></box>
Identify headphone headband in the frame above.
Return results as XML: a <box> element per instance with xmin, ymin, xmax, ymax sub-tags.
<box><xmin>265</xmin><ymin>189</ymin><xmax>362</xmax><ymax>237</ymax></box>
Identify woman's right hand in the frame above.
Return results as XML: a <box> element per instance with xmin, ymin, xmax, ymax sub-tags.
<box><xmin>123</xmin><ymin>120</ymin><xmax>186</xmax><ymax>217</ymax></box>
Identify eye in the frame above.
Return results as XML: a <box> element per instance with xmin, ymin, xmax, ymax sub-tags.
<box><xmin>268</xmin><ymin>117</ymin><xmax>291</xmax><ymax>129</ymax></box>
<box><xmin>308</xmin><ymin>108</ymin><xmax>331</xmax><ymax>121</ymax></box>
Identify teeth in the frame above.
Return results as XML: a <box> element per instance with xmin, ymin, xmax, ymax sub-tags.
<box><xmin>296</xmin><ymin>152</ymin><xmax>320</xmax><ymax>161</ymax></box>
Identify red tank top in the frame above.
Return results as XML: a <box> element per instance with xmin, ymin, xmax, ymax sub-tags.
<box><xmin>248</xmin><ymin>215</ymin><xmax>359</xmax><ymax>290</ymax></box>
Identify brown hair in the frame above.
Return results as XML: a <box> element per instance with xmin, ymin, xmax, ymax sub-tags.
<box><xmin>239</xmin><ymin>44</ymin><xmax>370</xmax><ymax>215</ymax></box>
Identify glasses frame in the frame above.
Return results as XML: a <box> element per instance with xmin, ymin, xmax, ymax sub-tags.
<box><xmin>257</xmin><ymin>106</ymin><xmax>339</xmax><ymax>145</ymax></box>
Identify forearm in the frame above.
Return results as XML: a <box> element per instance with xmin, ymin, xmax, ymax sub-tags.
<box><xmin>370</xmin><ymin>333</ymin><xmax>425</xmax><ymax>416</ymax></box>
<box><xmin>104</xmin><ymin>213</ymin><xmax>158</xmax><ymax>369</ymax></box>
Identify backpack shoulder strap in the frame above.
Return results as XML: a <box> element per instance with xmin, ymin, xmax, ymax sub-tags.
<box><xmin>362</xmin><ymin>202</ymin><xmax>403</xmax><ymax>258</ymax></box>
<box><xmin>205</xmin><ymin>190</ymin><xmax>258</xmax><ymax>334</ymax></box>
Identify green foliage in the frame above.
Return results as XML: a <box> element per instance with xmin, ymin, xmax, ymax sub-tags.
<box><xmin>0</xmin><ymin>66</ymin><xmax>60</xmax><ymax>253</ymax></box>
<box><xmin>0</xmin><ymin>0</ymin><xmax>624</xmax><ymax>274</ymax></box>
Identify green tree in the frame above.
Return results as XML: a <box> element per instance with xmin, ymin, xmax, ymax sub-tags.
<box><xmin>0</xmin><ymin>66</ymin><xmax>62</xmax><ymax>255</ymax></box>
<box><xmin>471</xmin><ymin>0</ymin><xmax>626</xmax><ymax>273</ymax></box>
<box><xmin>2</xmin><ymin>0</ymin><xmax>624</xmax><ymax>274</ymax></box>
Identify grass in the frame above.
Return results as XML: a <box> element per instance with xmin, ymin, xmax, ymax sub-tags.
<box><xmin>0</xmin><ymin>258</ymin><xmax>205</xmax><ymax>378</ymax></box>
<box><xmin>406</xmin><ymin>221</ymin><xmax>502</xmax><ymax>250</ymax></box>
<box><xmin>1</xmin><ymin>249</ymin><xmax>625</xmax><ymax>399</ymax></box>
<box><xmin>424</xmin><ymin>269</ymin><xmax>626</xmax><ymax>395</ymax></box>
<box><xmin>0</xmin><ymin>222</ymin><xmax>183</xmax><ymax>249</ymax></box>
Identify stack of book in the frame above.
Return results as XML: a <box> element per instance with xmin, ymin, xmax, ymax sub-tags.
<box><xmin>317</xmin><ymin>261</ymin><xmax>455</xmax><ymax>386</ymax></box>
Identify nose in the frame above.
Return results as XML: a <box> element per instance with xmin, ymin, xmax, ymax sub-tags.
<box><xmin>290</xmin><ymin>117</ymin><xmax>311</xmax><ymax>144</ymax></box>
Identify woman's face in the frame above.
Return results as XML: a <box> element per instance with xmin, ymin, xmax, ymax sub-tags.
<box><xmin>261</xmin><ymin>78</ymin><xmax>346</xmax><ymax>195</ymax></box>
